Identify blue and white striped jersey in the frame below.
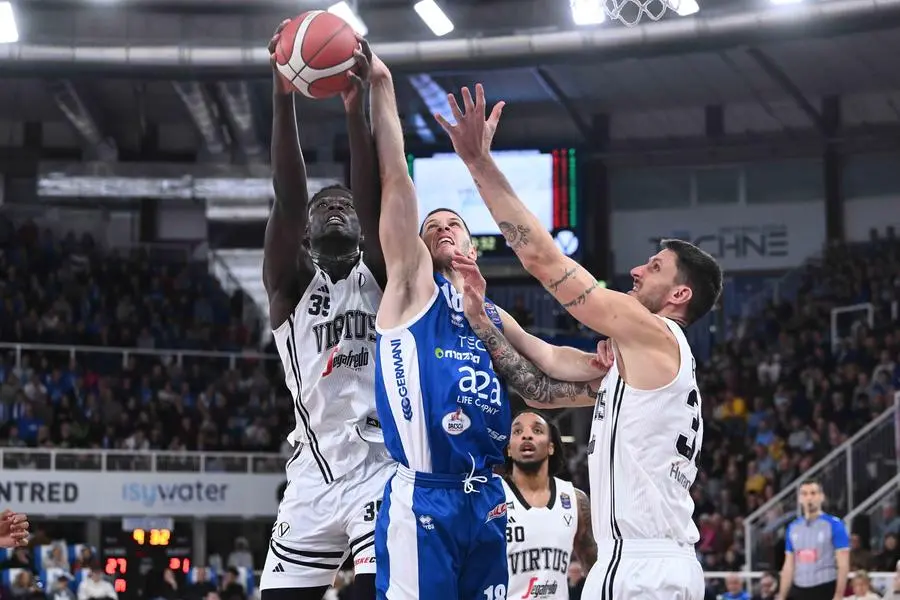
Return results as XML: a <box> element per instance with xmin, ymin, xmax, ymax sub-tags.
<box><xmin>375</xmin><ymin>273</ymin><xmax>511</xmax><ymax>475</ymax></box>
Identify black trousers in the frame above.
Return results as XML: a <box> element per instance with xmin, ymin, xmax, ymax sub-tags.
<box><xmin>790</xmin><ymin>580</ymin><xmax>836</xmax><ymax>600</ymax></box>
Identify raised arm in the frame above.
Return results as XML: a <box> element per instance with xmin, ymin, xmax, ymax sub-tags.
<box><xmin>573</xmin><ymin>489</ymin><xmax>597</xmax><ymax>571</ymax></box>
<box><xmin>263</xmin><ymin>19</ymin><xmax>314</xmax><ymax>326</ymax></box>
<box><xmin>436</xmin><ymin>85</ymin><xmax>671</xmax><ymax>353</ymax></box>
<box><xmin>452</xmin><ymin>251</ymin><xmax>606</xmax><ymax>408</ymax></box>
<box><xmin>342</xmin><ymin>40</ymin><xmax>385</xmax><ymax>288</ymax></box>
<box><xmin>368</xmin><ymin>54</ymin><xmax>433</xmax><ymax>326</ymax></box>
<box><xmin>497</xmin><ymin>308</ymin><xmax>606</xmax><ymax>382</ymax></box>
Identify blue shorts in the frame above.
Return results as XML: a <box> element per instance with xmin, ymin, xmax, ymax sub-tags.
<box><xmin>375</xmin><ymin>465</ymin><xmax>508</xmax><ymax>600</ymax></box>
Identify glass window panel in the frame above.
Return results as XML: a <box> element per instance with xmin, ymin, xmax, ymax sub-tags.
<box><xmin>746</xmin><ymin>159</ymin><xmax>823</xmax><ymax>204</ymax></box>
<box><xmin>844</xmin><ymin>153</ymin><xmax>900</xmax><ymax>198</ymax></box>
<box><xmin>695</xmin><ymin>167</ymin><xmax>739</xmax><ymax>205</ymax></box>
<box><xmin>610</xmin><ymin>167</ymin><xmax>691</xmax><ymax>210</ymax></box>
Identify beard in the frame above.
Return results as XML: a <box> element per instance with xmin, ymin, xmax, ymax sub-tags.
<box><xmin>511</xmin><ymin>457</ymin><xmax>546</xmax><ymax>474</ymax></box>
<box><xmin>635</xmin><ymin>289</ymin><xmax>666</xmax><ymax>314</ymax></box>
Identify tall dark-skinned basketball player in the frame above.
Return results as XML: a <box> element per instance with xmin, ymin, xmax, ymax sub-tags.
<box><xmin>260</xmin><ymin>20</ymin><xmax>394</xmax><ymax>600</ymax></box>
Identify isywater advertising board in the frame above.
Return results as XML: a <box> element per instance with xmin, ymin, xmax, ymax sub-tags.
<box><xmin>611</xmin><ymin>201</ymin><xmax>826</xmax><ymax>273</ymax></box>
<box><xmin>0</xmin><ymin>471</ymin><xmax>285</xmax><ymax>517</ymax></box>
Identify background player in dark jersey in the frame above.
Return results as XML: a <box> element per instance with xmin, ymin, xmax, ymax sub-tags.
<box><xmin>504</xmin><ymin>410</ymin><xmax>596</xmax><ymax>600</ymax></box>
<box><xmin>260</xmin><ymin>21</ymin><xmax>386</xmax><ymax>600</ymax></box>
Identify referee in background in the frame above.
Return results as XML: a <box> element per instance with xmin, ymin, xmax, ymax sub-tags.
<box><xmin>778</xmin><ymin>479</ymin><xmax>849</xmax><ymax>600</ymax></box>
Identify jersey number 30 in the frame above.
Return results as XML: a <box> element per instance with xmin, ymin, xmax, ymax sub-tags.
<box><xmin>674</xmin><ymin>389</ymin><xmax>700</xmax><ymax>463</ymax></box>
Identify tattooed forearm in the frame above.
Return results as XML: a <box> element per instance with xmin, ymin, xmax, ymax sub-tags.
<box><xmin>469</xmin><ymin>316</ymin><xmax>598</xmax><ymax>405</ymax></box>
<box><xmin>546</xmin><ymin>267</ymin><xmax>576</xmax><ymax>293</ymax></box>
<box><xmin>573</xmin><ymin>488</ymin><xmax>597</xmax><ymax>570</ymax></box>
<box><xmin>498</xmin><ymin>222</ymin><xmax>531</xmax><ymax>251</ymax></box>
<box><xmin>561</xmin><ymin>279</ymin><xmax>602</xmax><ymax>308</ymax></box>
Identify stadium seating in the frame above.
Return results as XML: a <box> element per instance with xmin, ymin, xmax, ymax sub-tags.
<box><xmin>0</xmin><ymin>219</ymin><xmax>258</xmax><ymax>352</ymax></box>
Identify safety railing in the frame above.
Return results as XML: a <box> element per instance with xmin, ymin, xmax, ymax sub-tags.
<box><xmin>845</xmin><ymin>473</ymin><xmax>900</xmax><ymax>550</ymax></box>
<box><xmin>0</xmin><ymin>447</ymin><xmax>284</xmax><ymax>474</ymax></box>
<box><xmin>830</xmin><ymin>302</ymin><xmax>875</xmax><ymax>352</ymax></box>
<box><xmin>744</xmin><ymin>392</ymin><xmax>900</xmax><ymax>570</ymax></box>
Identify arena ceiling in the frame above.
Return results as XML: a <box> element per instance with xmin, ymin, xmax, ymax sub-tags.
<box><xmin>1</xmin><ymin>0</ymin><xmax>900</xmax><ymax>160</ymax></box>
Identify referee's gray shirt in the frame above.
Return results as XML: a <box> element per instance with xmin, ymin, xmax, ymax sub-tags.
<box><xmin>785</xmin><ymin>513</ymin><xmax>849</xmax><ymax>588</ymax></box>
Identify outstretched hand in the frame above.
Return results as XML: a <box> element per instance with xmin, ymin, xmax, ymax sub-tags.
<box><xmin>341</xmin><ymin>36</ymin><xmax>373</xmax><ymax>113</ymax></box>
<box><xmin>434</xmin><ymin>83</ymin><xmax>505</xmax><ymax>164</ymax></box>
<box><xmin>450</xmin><ymin>251</ymin><xmax>488</xmax><ymax>322</ymax></box>
<box><xmin>0</xmin><ymin>510</ymin><xmax>29</xmax><ymax>549</ymax></box>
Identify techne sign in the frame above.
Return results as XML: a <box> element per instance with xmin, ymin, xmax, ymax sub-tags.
<box><xmin>612</xmin><ymin>201</ymin><xmax>826</xmax><ymax>273</ymax></box>
<box><xmin>0</xmin><ymin>471</ymin><xmax>285</xmax><ymax>517</ymax></box>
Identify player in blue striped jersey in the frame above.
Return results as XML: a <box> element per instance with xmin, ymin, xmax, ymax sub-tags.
<box><xmin>365</xmin><ymin>53</ymin><xmax>609</xmax><ymax>600</ymax></box>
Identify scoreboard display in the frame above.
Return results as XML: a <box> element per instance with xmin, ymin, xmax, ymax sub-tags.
<box><xmin>101</xmin><ymin>518</ymin><xmax>193</xmax><ymax>598</ymax></box>
<box><xmin>410</xmin><ymin>149</ymin><xmax>581</xmax><ymax>259</ymax></box>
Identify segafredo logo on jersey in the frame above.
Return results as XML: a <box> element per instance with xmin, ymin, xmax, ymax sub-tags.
<box><xmin>441</xmin><ymin>408</ymin><xmax>471</xmax><ymax>435</ymax></box>
<box><xmin>390</xmin><ymin>338</ymin><xmax>413</xmax><ymax>421</ymax></box>
<box><xmin>522</xmin><ymin>578</ymin><xmax>560</xmax><ymax>598</ymax></box>
<box><xmin>434</xmin><ymin>347</ymin><xmax>481</xmax><ymax>364</ymax></box>
<box><xmin>321</xmin><ymin>347</ymin><xmax>370</xmax><ymax>377</ymax></box>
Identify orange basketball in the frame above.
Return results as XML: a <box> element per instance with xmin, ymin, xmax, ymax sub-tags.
<box><xmin>274</xmin><ymin>11</ymin><xmax>360</xmax><ymax>99</ymax></box>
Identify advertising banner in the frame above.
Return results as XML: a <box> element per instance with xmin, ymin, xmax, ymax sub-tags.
<box><xmin>611</xmin><ymin>201</ymin><xmax>826</xmax><ymax>273</ymax></box>
<box><xmin>0</xmin><ymin>471</ymin><xmax>285</xmax><ymax>517</ymax></box>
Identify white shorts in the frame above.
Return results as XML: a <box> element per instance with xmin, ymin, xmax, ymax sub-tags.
<box><xmin>260</xmin><ymin>442</ymin><xmax>397</xmax><ymax>590</ymax></box>
<box><xmin>583</xmin><ymin>539</ymin><xmax>704</xmax><ymax>599</ymax></box>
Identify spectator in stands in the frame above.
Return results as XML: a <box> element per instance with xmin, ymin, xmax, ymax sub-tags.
<box><xmin>874</xmin><ymin>534</ymin><xmax>900</xmax><ymax>571</ymax></box>
<box><xmin>76</xmin><ymin>565</ymin><xmax>118</xmax><ymax>600</ymax></box>
<box><xmin>1</xmin><ymin>547</ymin><xmax>34</xmax><ymax>572</ymax></box>
<box><xmin>721</xmin><ymin>574</ymin><xmax>750</xmax><ymax>600</ymax></box>
<box><xmin>44</xmin><ymin>543</ymin><xmax>70</xmax><ymax>571</ymax></box>
<box><xmin>9</xmin><ymin>570</ymin><xmax>41</xmax><ymax>600</ymax></box>
<box><xmin>185</xmin><ymin>567</ymin><xmax>216</xmax><ymax>600</ymax></box>
<box><xmin>48</xmin><ymin>575</ymin><xmax>76</xmax><ymax>600</ymax></box>
<box><xmin>225</xmin><ymin>538</ymin><xmax>252</xmax><ymax>570</ymax></box>
<box><xmin>752</xmin><ymin>572</ymin><xmax>778</xmax><ymax>600</ymax></box>
<box><xmin>847</xmin><ymin>570</ymin><xmax>881</xmax><ymax>600</ymax></box>
<box><xmin>71</xmin><ymin>547</ymin><xmax>96</xmax><ymax>572</ymax></box>
<box><xmin>217</xmin><ymin>568</ymin><xmax>244</xmax><ymax>600</ymax></box>
<box><xmin>778</xmin><ymin>479</ymin><xmax>849</xmax><ymax>600</ymax></box>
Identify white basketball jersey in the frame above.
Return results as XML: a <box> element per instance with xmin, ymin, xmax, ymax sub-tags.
<box><xmin>504</xmin><ymin>477</ymin><xmax>578</xmax><ymax>600</ymax></box>
<box><xmin>587</xmin><ymin>316</ymin><xmax>701</xmax><ymax>545</ymax></box>
<box><xmin>272</xmin><ymin>259</ymin><xmax>383</xmax><ymax>484</ymax></box>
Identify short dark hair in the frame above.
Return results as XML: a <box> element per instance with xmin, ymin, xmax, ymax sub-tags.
<box><xmin>800</xmin><ymin>477</ymin><xmax>822</xmax><ymax>490</ymax></box>
<box><xmin>505</xmin><ymin>409</ymin><xmax>566</xmax><ymax>477</ymax></box>
<box><xmin>660</xmin><ymin>238</ymin><xmax>724</xmax><ymax>325</ymax></box>
<box><xmin>419</xmin><ymin>207</ymin><xmax>472</xmax><ymax>237</ymax></box>
<box><xmin>308</xmin><ymin>183</ymin><xmax>352</xmax><ymax>207</ymax></box>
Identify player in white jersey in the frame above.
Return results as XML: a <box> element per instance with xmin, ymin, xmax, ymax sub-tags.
<box><xmin>503</xmin><ymin>411</ymin><xmax>596</xmax><ymax>600</ymax></box>
<box><xmin>439</xmin><ymin>83</ymin><xmax>724</xmax><ymax>599</ymax></box>
<box><xmin>260</xmin><ymin>23</ymin><xmax>391</xmax><ymax>600</ymax></box>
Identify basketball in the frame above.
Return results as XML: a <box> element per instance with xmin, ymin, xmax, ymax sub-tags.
<box><xmin>274</xmin><ymin>11</ymin><xmax>360</xmax><ymax>100</ymax></box>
